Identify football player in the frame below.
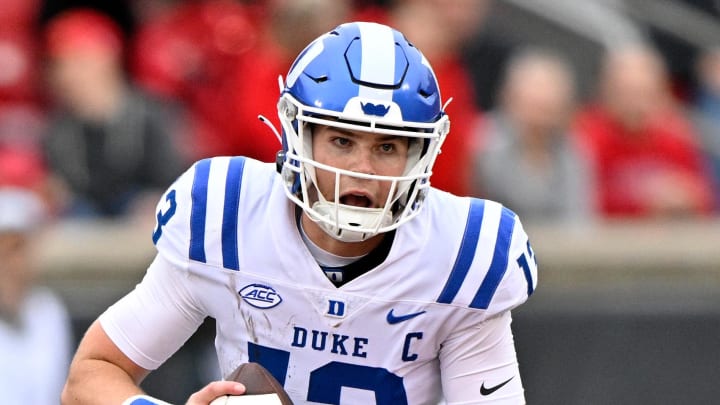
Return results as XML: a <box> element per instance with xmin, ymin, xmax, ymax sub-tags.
<box><xmin>62</xmin><ymin>22</ymin><xmax>537</xmax><ymax>405</ymax></box>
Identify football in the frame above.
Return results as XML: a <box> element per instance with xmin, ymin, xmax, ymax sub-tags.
<box><xmin>209</xmin><ymin>362</ymin><xmax>293</xmax><ymax>405</ymax></box>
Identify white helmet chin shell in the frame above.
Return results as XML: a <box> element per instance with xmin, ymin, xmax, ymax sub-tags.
<box><xmin>311</xmin><ymin>201</ymin><xmax>394</xmax><ymax>242</ymax></box>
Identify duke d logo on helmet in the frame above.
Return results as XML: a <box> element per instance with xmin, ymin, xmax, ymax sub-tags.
<box><xmin>361</xmin><ymin>102</ymin><xmax>391</xmax><ymax>117</ymax></box>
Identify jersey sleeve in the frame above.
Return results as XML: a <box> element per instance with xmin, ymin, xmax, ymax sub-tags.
<box><xmin>439</xmin><ymin>311</ymin><xmax>525</xmax><ymax>404</ymax></box>
<box><xmin>99</xmin><ymin>254</ymin><xmax>207</xmax><ymax>370</ymax></box>
<box><xmin>433</xmin><ymin>199</ymin><xmax>536</xmax><ymax>402</ymax></box>
<box><xmin>102</xmin><ymin>156</ymin><xmax>265</xmax><ymax>370</ymax></box>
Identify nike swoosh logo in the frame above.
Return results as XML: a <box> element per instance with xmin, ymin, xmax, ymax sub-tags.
<box><xmin>480</xmin><ymin>376</ymin><xmax>514</xmax><ymax>396</ymax></box>
<box><xmin>386</xmin><ymin>309</ymin><xmax>426</xmax><ymax>324</ymax></box>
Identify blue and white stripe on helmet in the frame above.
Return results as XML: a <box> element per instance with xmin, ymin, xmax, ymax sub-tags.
<box><xmin>283</xmin><ymin>21</ymin><xmax>442</xmax><ymax>124</ymax></box>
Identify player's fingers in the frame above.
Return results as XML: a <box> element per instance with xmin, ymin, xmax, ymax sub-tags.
<box><xmin>185</xmin><ymin>380</ymin><xmax>246</xmax><ymax>405</ymax></box>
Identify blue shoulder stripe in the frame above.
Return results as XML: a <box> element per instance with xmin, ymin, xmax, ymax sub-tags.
<box><xmin>470</xmin><ymin>207</ymin><xmax>517</xmax><ymax>309</ymax></box>
<box><xmin>436</xmin><ymin>198</ymin><xmax>485</xmax><ymax>304</ymax></box>
<box><xmin>221</xmin><ymin>157</ymin><xmax>246</xmax><ymax>270</ymax></box>
<box><xmin>189</xmin><ymin>159</ymin><xmax>211</xmax><ymax>263</ymax></box>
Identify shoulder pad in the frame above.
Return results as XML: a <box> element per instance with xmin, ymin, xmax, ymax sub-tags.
<box><xmin>151</xmin><ymin>157</ymin><xmax>250</xmax><ymax>269</ymax></box>
<box><xmin>435</xmin><ymin>198</ymin><xmax>537</xmax><ymax>318</ymax></box>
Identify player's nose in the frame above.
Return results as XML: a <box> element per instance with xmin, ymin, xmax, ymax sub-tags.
<box><xmin>347</xmin><ymin>147</ymin><xmax>376</xmax><ymax>176</ymax></box>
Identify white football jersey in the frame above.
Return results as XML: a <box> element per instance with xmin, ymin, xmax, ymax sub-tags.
<box><xmin>100</xmin><ymin>157</ymin><xmax>538</xmax><ymax>404</ymax></box>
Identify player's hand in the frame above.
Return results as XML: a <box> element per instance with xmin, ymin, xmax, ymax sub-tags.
<box><xmin>185</xmin><ymin>380</ymin><xmax>246</xmax><ymax>405</ymax></box>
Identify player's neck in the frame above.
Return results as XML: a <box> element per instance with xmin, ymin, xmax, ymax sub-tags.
<box><xmin>300</xmin><ymin>213</ymin><xmax>385</xmax><ymax>257</ymax></box>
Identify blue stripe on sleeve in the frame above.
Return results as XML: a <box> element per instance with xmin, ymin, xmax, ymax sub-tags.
<box><xmin>125</xmin><ymin>396</ymin><xmax>167</xmax><ymax>405</ymax></box>
<box><xmin>470</xmin><ymin>207</ymin><xmax>517</xmax><ymax>309</ymax></box>
<box><xmin>222</xmin><ymin>157</ymin><xmax>246</xmax><ymax>270</ymax></box>
<box><xmin>436</xmin><ymin>198</ymin><xmax>485</xmax><ymax>304</ymax></box>
<box><xmin>189</xmin><ymin>159</ymin><xmax>211</xmax><ymax>263</ymax></box>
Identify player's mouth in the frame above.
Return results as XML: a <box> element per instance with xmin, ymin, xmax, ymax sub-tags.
<box><xmin>340</xmin><ymin>192</ymin><xmax>374</xmax><ymax>208</ymax></box>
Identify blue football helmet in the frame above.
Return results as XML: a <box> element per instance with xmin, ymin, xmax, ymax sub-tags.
<box><xmin>276</xmin><ymin>21</ymin><xmax>450</xmax><ymax>242</ymax></box>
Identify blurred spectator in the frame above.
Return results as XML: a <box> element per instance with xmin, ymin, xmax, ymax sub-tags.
<box><xmin>129</xmin><ymin>0</ymin><xmax>258</xmax><ymax>159</ymax></box>
<box><xmin>690</xmin><ymin>46</ymin><xmax>720</xmax><ymax>210</ymax></box>
<box><xmin>41</xmin><ymin>8</ymin><xmax>189</xmax><ymax>219</ymax></box>
<box><xmin>472</xmin><ymin>47</ymin><xmax>595</xmax><ymax>225</ymax></box>
<box><xmin>223</xmin><ymin>0</ymin><xmax>351</xmax><ymax>162</ymax></box>
<box><xmin>0</xmin><ymin>187</ymin><xmax>73</xmax><ymax>405</ymax></box>
<box><xmin>0</xmin><ymin>0</ymin><xmax>40</xmax><ymax>28</ymax></box>
<box><xmin>0</xmin><ymin>146</ymin><xmax>45</xmax><ymax>190</ymax></box>
<box><xmin>0</xmin><ymin>103</ymin><xmax>47</xmax><ymax>190</ymax></box>
<box><xmin>355</xmin><ymin>0</ymin><xmax>488</xmax><ymax>196</ymax></box>
<box><xmin>575</xmin><ymin>44</ymin><xmax>715</xmax><ymax>218</ymax></box>
<box><xmin>0</xmin><ymin>0</ymin><xmax>48</xmax><ymax>205</ymax></box>
<box><xmin>0</xmin><ymin>31</ymin><xmax>41</xmax><ymax>105</ymax></box>
<box><xmin>0</xmin><ymin>0</ymin><xmax>43</xmax><ymax>105</ymax></box>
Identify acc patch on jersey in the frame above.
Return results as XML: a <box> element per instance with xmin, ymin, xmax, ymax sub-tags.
<box><xmin>239</xmin><ymin>284</ymin><xmax>283</xmax><ymax>309</ymax></box>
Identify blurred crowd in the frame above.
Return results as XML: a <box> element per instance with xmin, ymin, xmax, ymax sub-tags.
<box><xmin>0</xmin><ymin>0</ymin><xmax>720</xmax><ymax>227</ymax></box>
<box><xmin>1</xmin><ymin>0</ymin><xmax>719</xmax><ymax>402</ymax></box>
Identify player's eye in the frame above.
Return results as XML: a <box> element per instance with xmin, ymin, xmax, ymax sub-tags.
<box><xmin>379</xmin><ymin>143</ymin><xmax>395</xmax><ymax>153</ymax></box>
<box><xmin>332</xmin><ymin>137</ymin><xmax>351</xmax><ymax>147</ymax></box>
